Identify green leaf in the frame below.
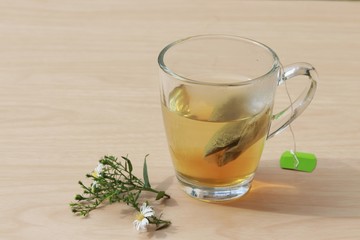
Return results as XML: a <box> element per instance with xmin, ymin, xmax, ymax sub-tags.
<box><xmin>122</xmin><ymin>156</ymin><xmax>133</xmax><ymax>173</ymax></box>
<box><xmin>75</xmin><ymin>194</ymin><xmax>85</xmax><ymax>201</ymax></box>
<box><xmin>143</xmin><ymin>155</ymin><xmax>151</xmax><ymax>188</ymax></box>
<box><xmin>156</xmin><ymin>191</ymin><xmax>166</xmax><ymax>200</ymax></box>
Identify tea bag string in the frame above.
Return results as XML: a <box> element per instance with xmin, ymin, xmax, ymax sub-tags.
<box><xmin>284</xmin><ymin>79</ymin><xmax>300</xmax><ymax>169</ymax></box>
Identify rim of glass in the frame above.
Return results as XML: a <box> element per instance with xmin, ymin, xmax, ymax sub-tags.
<box><xmin>158</xmin><ymin>34</ymin><xmax>280</xmax><ymax>86</ymax></box>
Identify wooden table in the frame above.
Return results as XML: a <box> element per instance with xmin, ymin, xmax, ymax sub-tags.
<box><xmin>1</xmin><ymin>1</ymin><xmax>359</xmax><ymax>239</ymax></box>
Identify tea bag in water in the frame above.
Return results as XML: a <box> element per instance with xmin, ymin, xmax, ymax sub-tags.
<box><xmin>169</xmin><ymin>85</ymin><xmax>190</xmax><ymax>116</ymax></box>
<box><xmin>209</xmin><ymin>96</ymin><xmax>248</xmax><ymax>122</ymax></box>
<box><xmin>204</xmin><ymin>107</ymin><xmax>270</xmax><ymax>167</ymax></box>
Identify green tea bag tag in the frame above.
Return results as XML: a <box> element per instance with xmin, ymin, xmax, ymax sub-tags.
<box><xmin>280</xmin><ymin>150</ymin><xmax>317</xmax><ymax>172</ymax></box>
<box><xmin>279</xmin><ymin>78</ymin><xmax>317</xmax><ymax>173</ymax></box>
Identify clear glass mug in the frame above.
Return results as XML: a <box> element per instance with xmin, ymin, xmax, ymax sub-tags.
<box><xmin>158</xmin><ymin>35</ymin><xmax>317</xmax><ymax>202</ymax></box>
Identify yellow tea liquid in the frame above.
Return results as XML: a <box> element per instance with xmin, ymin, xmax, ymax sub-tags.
<box><xmin>162</xmin><ymin>104</ymin><xmax>270</xmax><ymax>187</ymax></box>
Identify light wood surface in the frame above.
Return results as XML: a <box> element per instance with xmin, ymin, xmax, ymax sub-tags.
<box><xmin>1</xmin><ymin>1</ymin><xmax>359</xmax><ymax>239</ymax></box>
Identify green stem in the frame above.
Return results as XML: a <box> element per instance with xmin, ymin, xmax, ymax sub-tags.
<box><xmin>143</xmin><ymin>187</ymin><xmax>171</xmax><ymax>199</ymax></box>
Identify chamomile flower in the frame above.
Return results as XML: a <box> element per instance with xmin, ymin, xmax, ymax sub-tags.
<box><xmin>92</xmin><ymin>163</ymin><xmax>103</xmax><ymax>178</ymax></box>
<box><xmin>91</xmin><ymin>163</ymin><xmax>103</xmax><ymax>192</ymax></box>
<box><xmin>133</xmin><ymin>203</ymin><xmax>155</xmax><ymax>232</ymax></box>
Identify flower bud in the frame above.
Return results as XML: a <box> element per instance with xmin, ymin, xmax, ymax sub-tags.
<box><xmin>75</xmin><ymin>194</ymin><xmax>85</xmax><ymax>201</ymax></box>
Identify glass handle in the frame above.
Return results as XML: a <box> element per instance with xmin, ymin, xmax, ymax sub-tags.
<box><xmin>267</xmin><ymin>62</ymin><xmax>318</xmax><ymax>139</ymax></box>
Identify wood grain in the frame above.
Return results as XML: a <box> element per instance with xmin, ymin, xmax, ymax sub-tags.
<box><xmin>0</xmin><ymin>1</ymin><xmax>359</xmax><ymax>239</ymax></box>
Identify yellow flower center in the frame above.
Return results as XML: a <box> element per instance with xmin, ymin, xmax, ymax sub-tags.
<box><xmin>92</xmin><ymin>171</ymin><xmax>99</xmax><ymax>178</ymax></box>
<box><xmin>136</xmin><ymin>213</ymin><xmax>145</xmax><ymax>221</ymax></box>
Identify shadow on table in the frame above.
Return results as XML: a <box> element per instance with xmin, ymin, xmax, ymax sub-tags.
<box><xmin>148</xmin><ymin>175</ymin><xmax>179</xmax><ymax>238</ymax></box>
<box><xmin>146</xmin><ymin>225</ymin><xmax>179</xmax><ymax>239</ymax></box>
<box><xmin>223</xmin><ymin>163</ymin><xmax>360</xmax><ymax>218</ymax></box>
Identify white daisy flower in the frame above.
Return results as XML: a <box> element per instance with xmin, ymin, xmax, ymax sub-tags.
<box><xmin>133</xmin><ymin>203</ymin><xmax>155</xmax><ymax>232</ymax></box>
<box><xmin>92</xmin><ymin>163</ymin><xmax>104</xmax><ymax>178</ymax></box>
<box><xmin>91</xmin><ymin>163</ymin><xmax>103</xmax><ymax>192</ymax></box>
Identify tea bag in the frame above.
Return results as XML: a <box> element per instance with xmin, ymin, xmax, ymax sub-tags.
<box><xmin>209</xmin><ymin>96</ymin><xmax>247</xmax><ymax>122</ymax></box>
<box><xmin>209</xmin><ymin>93</ymin><xmax>264</xmax><ymax>122</ymax></box>
<box><xmin>204</xmin><ymin>121</ymin><xmax>248</xmax><ymax>157</ymax></box>
<box><xmin>204</xmin><ymin>107</ymin><xmax>270</xmax><ymax>167</ymax></box>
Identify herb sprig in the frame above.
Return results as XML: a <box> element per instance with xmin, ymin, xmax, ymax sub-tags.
<box><xmin>70</xmin><ymin>155</ymin><xmax>171</xmax><ymax>231</ymax></box>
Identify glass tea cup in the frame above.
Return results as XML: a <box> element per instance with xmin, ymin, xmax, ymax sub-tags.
<box><xmin>158</xmin><ymin>35</ymin><xmax>317</xmax><ymax>202</ymax></box>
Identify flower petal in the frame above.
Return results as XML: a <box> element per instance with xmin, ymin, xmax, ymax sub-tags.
<box><xmin>139</xmin><ymin>218</ymin><xmax>149</xmax><ymax>231</ymax></box>
<box><xmin>141</xmin><ymin>218</ymin><xmax>149</xmax><ymax>226</ymax></box>
<box><xmin>142</xmin><ymin>208</ymin><xmax>154</xmax><ymax>217</ymax></box>
<box><xmin>94</xmin><ymin>163</ymin><xmax>103</xmax><ymax>176</ymax></box>
<box><xmin>140</xmin><ymin>204</ymin><xmax>155</xmax><ymax>217</ymax></box>
<box><xmin>133</xmin><ymin>216</ymin><xmax>150</xmax><ymax>232</ymax></box>
<box><xmin>140</xmin><ymin>203</ymin><xmax>147</xmax><ymax>212</ymax></box>
<box><xmin>133</xmin><ymin>220</ymin><xmax>141</xmax><ymax>231</ymax></box>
